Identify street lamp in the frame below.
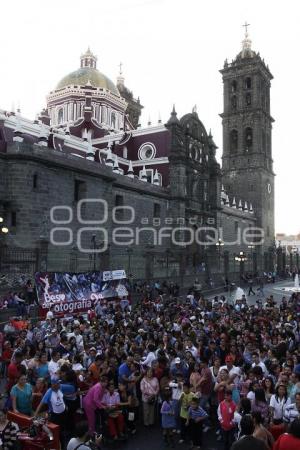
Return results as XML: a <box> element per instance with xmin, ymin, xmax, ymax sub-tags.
<box><xmin>216</xmin><ymin>238</ymin><xmax>224</xmax><ymax>270</ymax></box>
<box><xmin>235</xmin><ymin>251</ymin><xmax>247</xmax><ymax>278</ymax></box>
<box><xmin>0</xmin><ymin>217</ymin><xmax>8</xmax><ymax>234</ymax></box>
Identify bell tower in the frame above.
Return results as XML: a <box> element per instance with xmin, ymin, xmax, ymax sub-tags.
<box><xmin>220</xmin><ymin>24</ymin><xmax>275</xmax><ymax>259</ymax></box>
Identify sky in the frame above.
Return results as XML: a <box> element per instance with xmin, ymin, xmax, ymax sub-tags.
<box><xmin>0</xmin><ymin>0</ymin><xmax>299</xmax><ymax>235</ymax></box>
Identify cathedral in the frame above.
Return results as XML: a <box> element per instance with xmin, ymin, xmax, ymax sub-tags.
<box><xmin>0</xmin><ymin>30</ymin><xmax>275</xmax><ymax>282</ymax></box>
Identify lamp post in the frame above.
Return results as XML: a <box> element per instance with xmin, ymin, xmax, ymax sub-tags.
<box><xmin>215</xmin><ymin>238</ymin><xmax>224</xmax><ymax>270</ymax></box>
<box><xmin>248</xmin><ymin>243</ymin><xmax>255</xmax><ymax>273</ymax></box>
<box><xmin>235</xmin><ymin>251</ymin><xmax>247</xmax><ymax>278</ymax></box>
<box><xmin>0</xmin><ymin>216</ymin><xmax>8</xmax><ymax>234</ymax></box>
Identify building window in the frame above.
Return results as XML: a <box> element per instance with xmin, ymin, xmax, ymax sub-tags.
<box><xmin>115</xmin><ymin>195</ymin><xmax>124</xmax><ymax>220</ymax></box>
<box><xmin>245</xmin><ymin>93</ymin><xmax>251</xmax><ymax>106</ymax></box>
<box><xmin>123</xmin><ymin>146</ymin><xmax>128</xmax><ymax>158</ymax></box>
<box><xmin>58</xmin><ymin>108</ymin><xmax>63</xmax><ymax>124</ymax></box>
<box><xmin>153</xmin><ymin>203</ymin><xmax>161</xmax><ymax>218</ymax></box>
<box><xmin>245</xmin><ymin>77</ymin><xmax>252</xmax><ymax>89</ymax></box>
<box><xmin>33</xmin><ymin>174</ymin><xmax>38</xmax><ymax>189</ymax></box>
<box><xmin>138</xmin><ymin>143</ymin><xmax>156</xmax><ymax>160</ymax></box>
<box><xmin>74</xmin><ymin>180</ymin><xmax>86</xmax><ymax>202</ymax></box>
<box><xmin>115</xmin><ymin>195</ymin><xmax>123</xmax><ymax>207</ymax></box>
<box><xmin>231</xmin><ymin>95</ymin><xmax>237</xmax><ymax>110</ymax></box>
<box><xmin>234</xmin><ymin>221</ymin><xmax>239</xmax><ymax>233</ymax></box>
<box><xmin>11</xmin><ymin>212</ymin><xmax>17</xmax><ymax>227</ymax></box>
<box><xmin>190</xmin><ymin>146</ymin><xmax>197</xmax><ymax>160</ymax></box>
<box><xmin>231</xmin><ymin>80</ymin><xmax>237</xmax><ymax>92</ymax></box>
<box><xmin>111</xmin><ymin>112</ymin><xmax>116</xmax><ymax>129</ymax></box>
<box><xmin>230</xmin><ymin>129</ymin><xmax>238</xmax><ymax>153</ymax></box>
<box><xmin>244</xmin><ymin>127</ymin><xmax>253</xmax><ymax>152</ymax></box>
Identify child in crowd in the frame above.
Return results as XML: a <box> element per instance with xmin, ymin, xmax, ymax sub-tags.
<box><xmin>178</xmin><ymin>382</ymin><xmax>194</xmax><ymax>444</ymax></box>
<box><xmin>186</xmin><ymin>396</ymin><xmax>208</xmax><ymax>449</ymax></box>
<box><xmin>161</xmin><ymin>389</ymin><xmax>176</xmax><ymax>448</ymax></box>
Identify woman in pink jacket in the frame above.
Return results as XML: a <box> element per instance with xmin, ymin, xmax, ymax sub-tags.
<box><xmin>83</xmin><ymin>376</ymin><xmax>108</xmax><ymax>433</ymax></box>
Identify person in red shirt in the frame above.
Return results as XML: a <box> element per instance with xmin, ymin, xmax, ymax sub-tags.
<box><xmin>1</xmin><ymin>341</ymin><xmax>13</xmax><ymax>377</ymax></box>
<box><xmin>217</xmin><ymin>389</ymin><xmax>236</xmax><ymax>450</ymax></box>
<box><xmin>273</xmin><ymin>418</ymin><xmax>300</xmax><ymax>450</ymax></box>
<box><xmin>7</xmin><ymin>351</ymin><xmax>24</xmax><ymax>393</ymax></box>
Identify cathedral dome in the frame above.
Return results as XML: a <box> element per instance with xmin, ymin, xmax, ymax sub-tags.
<box><xmin>55</xmin><ymin>49</ymin><xmax>120</xmax><ymax>96</ymax></box>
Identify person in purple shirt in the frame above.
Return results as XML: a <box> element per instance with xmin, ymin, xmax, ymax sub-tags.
<box><xmin>160</xmin><ymin>389</ymin><xmax>176</xmax><ymax>447</ymax></box>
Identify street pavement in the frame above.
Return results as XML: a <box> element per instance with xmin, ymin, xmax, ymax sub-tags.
<box><xmin>206</xmin><ymin>278</ymin><xmax>296</xmax><ymax>305</ymax></box>
<box><xmin>121</xmin><ymin>425</ymin><xmax>222</xmax><ymax>450</ymax></box>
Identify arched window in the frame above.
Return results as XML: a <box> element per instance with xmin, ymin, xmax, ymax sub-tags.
<box><xmin>101</xmin><ymin>106</ymin><xmax>107</xmax><ymax>123</ymax></box>
<box><xmin>231</xmin><ymin>80</ymin><xmax>237</xmax><ymax>92</ymax></box>
<box><xmin>111</xmin><ymin>112</ymin><xmax>116</xmax><ymax>129</ymax></box>
<box><xmin>231</xmin><ymin>95</ymin><xmax>237</xmax><ymax>110</ymax></box>
<box><xmin>244</xmin><ymin>127</ymin><xmax>253</xmax><ymax>151</ymax></box>
<box><xmin>58</xmin><ymin>109</ymin><xmax>63</xmax><ymax>124</ymax></box>
<box><xmin>230</xmin><ymin>129</ymin><xmax>238</xmax><ymax>153</ymax></box>
<box><xmin>245</xmin><ymin>77</ymin><xmax>252</xmax><ymax>89</ymax></box>
<box><xmin>191</xmin><ymin>146</ymin><xmax>197</xmax><ymax>160</ymax></box>
<box><xmin>245</xmin><ymin>93</ymin><xmax>251</xmax><ymax>106</ymax></box>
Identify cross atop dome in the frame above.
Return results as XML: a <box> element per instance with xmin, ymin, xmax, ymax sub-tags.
<box><xmin>241</xmin><ymin>21</ymin><xmax>254</xmax><ymax>58</ymax></box>
<box><xmin>80</xmin><ymin>47</ymin><xmax>97</xmax><ymax>69</ymax></box>
<box><xmin>117</xmin><ymin>61</ymin><xmax>125</xmax><ymax>86</ymax></box>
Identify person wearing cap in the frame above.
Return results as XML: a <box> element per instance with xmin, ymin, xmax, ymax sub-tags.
<box><xmin>220</xmin><ymin>355</ymin><xmax>241</xmax><ymax>385</ymax></box>
<box><xmin>170</xmin><ymin>357</ymin><xmax>188</xmax><ymax>380</ymax></box>
<box><xmin>88</xmin><ymin>355</ymin><xmax>103</xmax><ymax>385</ymax></box>
<box><xmin>35</xmin><ymin>376</ymin><xmax>68</xmax><ymax>446</ymax></box>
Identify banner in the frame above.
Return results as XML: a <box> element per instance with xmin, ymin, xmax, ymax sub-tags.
<box><xmin>35</xmin><ymin>270</ymin><xmax>128</xmax><ymax>316</ymax></box>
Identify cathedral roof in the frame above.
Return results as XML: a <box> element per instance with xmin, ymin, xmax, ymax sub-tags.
<box><xmin>55</xmin><ymin>49</ymin><xmax>120</xmax><ymax>96</ymax></box>
<box><xmin>56</xmin><ymin>67</ymin><xmax>120</xmax><ymax>95</ymax></box>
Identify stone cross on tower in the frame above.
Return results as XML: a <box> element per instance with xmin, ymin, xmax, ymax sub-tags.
<box><xmin>119</xmin><ymin>62</ymin><xmax>123</xmax><ymax>76</ymax></box>
<box><xmin>242</xmin><ymin>21</ymin><xmax>250</xmax><ymax>34</ymax></box>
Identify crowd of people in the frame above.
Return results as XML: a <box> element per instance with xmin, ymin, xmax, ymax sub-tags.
<box><xmin>0</xmin><ymin>277</ymin><xmax>300</xmax><ymax>450</ymax></box>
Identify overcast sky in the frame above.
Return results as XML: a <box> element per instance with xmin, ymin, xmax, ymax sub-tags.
<box><xmin>1</xmin><ymin>0</ymin><xmax>298</xmax><ymax>235</ymax></box>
